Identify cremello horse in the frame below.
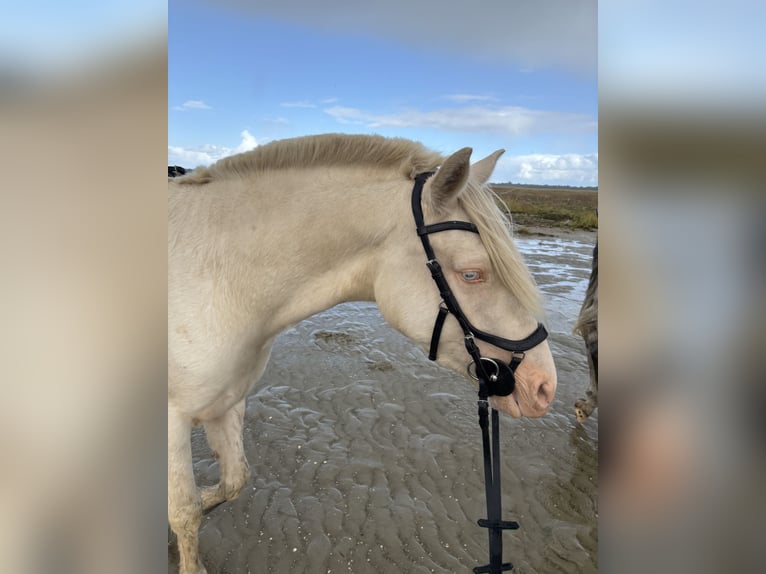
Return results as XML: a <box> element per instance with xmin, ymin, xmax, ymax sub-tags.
<box><xmin>168</xmin><ymin>134</ymin><xmax>557</xmax><ymax>573</ymax></box>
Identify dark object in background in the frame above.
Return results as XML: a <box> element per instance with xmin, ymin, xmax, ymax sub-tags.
<box><xmin>168</xmin><ymin>165</ymin><xmax>187</xmax><ymax>177</ymax></box>
<box><xmin>574</xmin><ymin>242</ymin><xmax>598</xmax><ymax>422</ymax></box>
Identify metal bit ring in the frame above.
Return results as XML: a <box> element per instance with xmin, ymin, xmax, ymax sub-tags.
<box><xmin>467</xmin><ymin>357</ymin><xmax>500</xmax><ymax>382</ymax></box>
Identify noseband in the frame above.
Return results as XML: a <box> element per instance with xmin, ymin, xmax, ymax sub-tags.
<box><xmin>411</xmin><ymin>171</ymin><xmax>549</xmax><ymax>400</ymax></box>
<box><xmin>412</xmin><ymin>170</ymin><xmax>549</xmax><ymax>574</ymax></box>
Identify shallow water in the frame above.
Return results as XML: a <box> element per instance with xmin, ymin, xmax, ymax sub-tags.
<box><xmin>172</xmin><ymin>232</ymin><xmax>598</xmax><ymax>574</ymax></box>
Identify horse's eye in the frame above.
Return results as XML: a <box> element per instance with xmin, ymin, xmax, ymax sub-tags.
<box><xmin>460</xmin><ymin>270</ymin><xmax>483</xmax><ymax>283</ymax></box>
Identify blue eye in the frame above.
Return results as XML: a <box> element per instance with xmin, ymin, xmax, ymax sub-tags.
<box><xmin>461</xmin><ymin>270</ymin><xmax>482</xmax><ymax>282</ymax></box>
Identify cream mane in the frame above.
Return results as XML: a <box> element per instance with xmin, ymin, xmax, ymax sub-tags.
<box><xmin>175</xmin><ymin>133</ymin><xmax>444</xmax><ymax>184</ymax></box>
<box><xmin>175</xmin><ymin>133</ymin><xmax>540</xmax><ymax>315</ymax></box>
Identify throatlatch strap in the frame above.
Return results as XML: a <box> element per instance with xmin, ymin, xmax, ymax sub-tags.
<box><xmin>428</xmin><ymin>306</ymin><xmax>450</xmax><ymax>361</ymax></box>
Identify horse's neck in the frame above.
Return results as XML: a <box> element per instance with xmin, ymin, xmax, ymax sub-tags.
<box><xmin>226</xmin><ymin>168</ymin><xmax>402</xmax><ymax>337</ymax></box>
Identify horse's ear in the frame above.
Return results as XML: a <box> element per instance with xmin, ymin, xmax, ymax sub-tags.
<box><xmin>471</xmin><ymin>149</ymin><xmax>505</xmax><ymax>185</ymax></box>
<box><xmin>429</xmin><ymin>147</ymin><xmax>472</xmax><ymax>213</ymax></box>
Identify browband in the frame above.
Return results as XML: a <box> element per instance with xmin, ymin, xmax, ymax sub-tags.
<box><xmin>418</xmin><ymin>221</ymin><xmax>479</xmax><ymax>236</ymax></box>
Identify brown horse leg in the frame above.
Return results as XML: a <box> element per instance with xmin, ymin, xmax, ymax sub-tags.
<box><xmin>575</xmin><ymin>348</ymin><xmax>598</xmax><ymax>423</ymax></box>
<box><xmin>168</xmin><ymin>411</ymin><xmax>206</xmax><ymax>574</ymax></box>
<box><xmin>200</xmin><ymin>399</ymin><xmax>250</xmax><ymax>511</ymax></box>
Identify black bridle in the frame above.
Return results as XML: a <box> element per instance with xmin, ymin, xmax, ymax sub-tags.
<box><xmin>412</xmin><ymin>171</ymin><xmax>549</xmax><ymax>573</ymax></box>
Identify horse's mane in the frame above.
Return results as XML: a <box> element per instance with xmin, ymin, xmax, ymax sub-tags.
<box><xmin>174</xmin><ymin>133</ymin><xmax>444</xmax><ymax>185</ymax></box>
<box><xmin>175</xmin><ymin>133</ymin><xmax>541</xmax><ymax>315</ymax></box>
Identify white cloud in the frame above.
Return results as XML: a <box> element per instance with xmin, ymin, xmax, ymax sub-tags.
<box><xmin>173</xmin><ymin>100</ymin><xmax>211</xmax><ymax>111</ymax></box>
<box><xmin>220</xmin><ymin>0</ymin><xmax>596</xmax><ymax>74</ymax></box>
<box><xmin>280</xmin><ymin>101</ymin><xmax>317</xmax><ymax>108</ymax></box>
<box><xmin>234</xmin><ymin>130</ymin><xmax>258</xmax><ymax>154</ymax></box>
<box><xmin>495</xmin><ymin>153</ymin><xmax>598</xmax><ymax>185</ymax></box>
<box><xmin>324</xmin><ymin>105</ymin><xmax>595</xmax><ymax>136</ymax></box>
<box><xmin>168</xmin><ymin>144</ymin><xmax>226</xmax><ymax>166</ymax></box>
<box><xmin>322</xmin><ymin>106</ymin><xmax>368</xmax><ymax>125</ymax></box>
<box><xmin>168</xmin><ymin>130</ymin><xmax>259</xmax><ymax>167</ymax></box>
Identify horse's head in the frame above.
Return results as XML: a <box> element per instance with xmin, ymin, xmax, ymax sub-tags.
<box><xmin>375</xmin><ymin>147</ymin><xmax>557</xmax><ymax>418</ymax></box>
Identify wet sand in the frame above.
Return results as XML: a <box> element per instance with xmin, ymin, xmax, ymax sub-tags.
<box><xmin>170</xmin><ymin>231</ymin><xmax>598</xmax><ymax>573</ymax></box>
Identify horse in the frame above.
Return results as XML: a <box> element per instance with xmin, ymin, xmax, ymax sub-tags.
<box><xmin>168</xmin><ymin>134</ymin><xmax>557</xmax><ymax>574</ymax></box>
<box><xmin>574</xmin><ymin>241</ymin><xmax>598</xmax><ymax>422</ymax></box>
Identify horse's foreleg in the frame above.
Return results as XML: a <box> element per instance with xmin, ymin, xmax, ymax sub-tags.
<box><xmin>168</xmin><ymin>410</ymin><xmax>206</xmax><ymax>574</ymax></box>
<box><xmin>200</xmin><ymin>398</ymin><xmax>250</xmax><ymax>511</ymax></box>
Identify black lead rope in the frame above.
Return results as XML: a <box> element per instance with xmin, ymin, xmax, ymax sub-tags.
<box><xmin>475</xmin><ymin>398</ymin><xmax>517</xmax><ymax>573</ymax></box>
<box><xmin>411</xmin><ymin>171</ymin><xmax>549</xmax><ymax>573</ymax></box>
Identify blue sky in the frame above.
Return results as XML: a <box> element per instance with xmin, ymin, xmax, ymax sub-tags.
<box><xmin>169</xmin><ymin>0</ymin><xmax>597</xmax><ymax>186</ymax></box>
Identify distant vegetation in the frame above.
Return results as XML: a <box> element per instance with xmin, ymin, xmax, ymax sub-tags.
<box><xmin>493</xmin><ymin>181</ymin><xmax>598</xmax><ymax>192</ymax></box>
<box><xmin>491</xmin><ymin>183</ymin><xmax>598</xmax><ymax>231</ymax></box>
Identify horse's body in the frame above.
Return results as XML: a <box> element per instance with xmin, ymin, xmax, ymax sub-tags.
<box><xmin>574</xmin><ymin>242</ymin><xmax>598</xmax><ymax>422</ymax></box>
<box><xmin>168</xmin><ymin>134</ymin><xmax>557</xmax><ymax>574</ymax></box>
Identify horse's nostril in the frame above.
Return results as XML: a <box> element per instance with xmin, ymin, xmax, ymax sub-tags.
<box><xmin>536</xmin><ymin>381</ymin><xmax>554</xmax><ymax>408</ymax></box>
